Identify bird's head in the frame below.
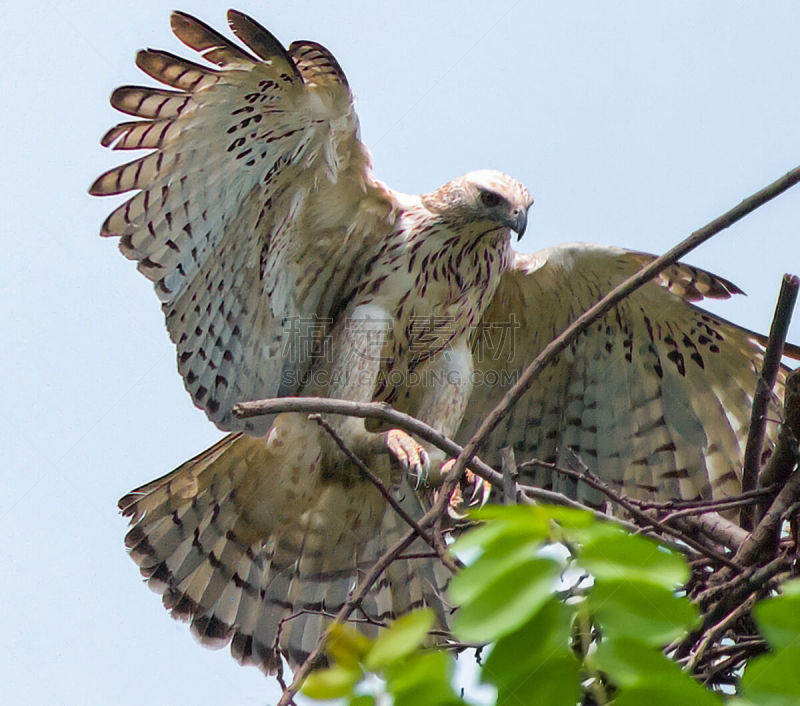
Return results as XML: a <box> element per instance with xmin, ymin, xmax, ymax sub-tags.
<box><xmin>421</xmin><ymin>170</ymin><xmax>533</xmax><ymax>240</ymax></box>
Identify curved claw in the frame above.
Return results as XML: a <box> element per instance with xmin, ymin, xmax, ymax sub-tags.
<box><xmin>437</xmin><ymin>460</ymin><xmax>492</xmax><ymax>520</ymax></box>
<box><xmin>386</xmin><ymin>429</ymin><xmax>430</xmax><ymax>487</ymax></box>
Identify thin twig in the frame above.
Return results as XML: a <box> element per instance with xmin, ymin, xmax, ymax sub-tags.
<box><xmin>700</xmin><ymin>644</ymin><xmax>768</xmax><ymax>686</ymax></box>
<box><xmin>685</xmin><ymin>595</ymin><xmax>758</xmax><ymax>674</ymax></box>
<box><xmin>274</xmin><ymin>663</ymin><xmax>294</xmax><ymax>706</ymax></box>
<box><xmin>741</xmin><ymin>274</ymin><xmax>799</xmax><ymax>529</ymax></box>
<box><xmin>695</xmin><ymin>554</ymin><xmax>792</xmax><ymax>608</ymax></box>
<box><xmin>520</xmin><ymin>456</ymin><xmax>739</xmax><ymax>568</ymax></box>
<box><xmin>276</xmin><ymin>528</ymin><xmax>419</xmax><ymax>706</ymax></box>
<box><xmin>701</xmin><ymin>638</ymin><xmax>767</xmax><ymax>661</ymax></box>
<box><xmin>240</xmin><ymin>392</ymin><xmax>720</xmax><ymax>550</ymax></box>
<box><xmin>630</xmin><ymin>485</ymin><xmax>778</xmax><ymax>512</ymax></box>
<box><xmin>500</xmin><ymin>447</ymin><xmax>518</xmax><ymax>505</ymax></box>
<box><xmin>730</xmin><ymin>473</ymin><xmax>800</xmax><ymax>570</ymax></box>
<box><xmin>236</xmin><ymin>396</ymin><xmax>617</xmax><ymax>515</ymax></box>
<box><xmin>308</xmin><ymin>413</ymin><xmax>460</xmax><ymax>572</ymax></box>
<box><xmin>676</xmin><ymin>555</ymin><xmax>793</xmax><ymax>661</ymax></box>
<box><xmin>395</xmin><ymin>552</ymin><xmax>443</xmax><ymax>561</ymax></box>
<box><xmin>513</xmin><ymin>483</ymin><xmax>697</xmax><ymax>555</ymax></box>
<box><xmin>661</xmin><ymin>498</ymin><xmax>764</xmax><ymax>522</ymax></box>
<box><xmin>758</xmin><ymin>367</ymin><xmax>800</xmax><ymax>499</ymax></box>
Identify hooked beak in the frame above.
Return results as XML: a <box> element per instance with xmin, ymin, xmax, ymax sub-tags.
<box><xmin>508</xmin><ymin>207</ymin><xmax>528</xmax><ymax>240</ymax></box>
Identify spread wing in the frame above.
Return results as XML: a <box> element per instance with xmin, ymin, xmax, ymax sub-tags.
<box><xmin>90</xmin><ymin>10</ymin><xmax>396</xmax><ymax>434</ymax></box>
<box><xmin>462</xmin><ymin>243</ymin><xmax>791</xmax><ymax>506</ymax></box>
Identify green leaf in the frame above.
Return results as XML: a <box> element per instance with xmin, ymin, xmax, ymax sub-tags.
<box><xmin>326</xmin><ymin>623</ymin><xmax>372</xmax><ymax>668</ymax></box>
<box><xmin>348</xmin><ymin>696</ymin><xmax>376</xmax><ymax>706</ymax></box>
<box><xmin>576</xmin><ymin>525</ymin><xmax>688</xmax><ymax>587</ymax></box>
<box><xmin>452</xmin><ymin>504</ymin><xmax>593</xmax><ymax>558</ymax></box>
<box><xmin>449</xmin><ymin>512</ymin><xmax>548</xmax><ymax>559</ymax></box>
<box><xmin>592</xmin><ymin>637</ymin><xmax>720</xmax><ymax>705</ymax></box>
<box><xmin>592</xmin><ymin>636</ymin><xmax>676</xmax><ymax>686</ymax></box>
<box><xmin>452</xmin><ymin>557</ymin><xmax>560</xmax><ymax>641</ymax></box>
<box><xmin>470</xmin><ymin>503</ymin><xmax>594</xmax><ymax>528</ymax></box>
<box><xmin>495</xmin><ymin>654</ymin><xmax>581</xmax><ymax>706</ymax></box>
<box><xmin>482</xmin><ymin>599</ymin><xmax>581</xmax><ymax>706</ymax></box>
<box><xmin>448</xmin><ymin>518</ymin><xmax>524</xmax><ymax>555</ymax></box>
<box><xmin>482</xmin><ymin>598</ymin><xmax>576</xmax><ymax>688</ymax></box>
<box><xmin>387</xmin><ymin>651</ymin><xmax>464</xmax><ymax>706</ymax></box>
<box><xmin>614</xmin><ymin>683</ymin><xmax>722</xmax><ymax>706</ymax></box>
<box><xmin>365</xmin><ymin>609</ymin><xmax>435</xmax><ymax>671</ymax></box>
<box><xmin>588</xmin><ymin>578</ymin><xmax>697</xmax><ymax>644</ymax></box>
<box><xmin>448</xmin><ymin>541</ymin><xmax>542</xmax><ymax>606</ymax></box>
<box><xmin>740</xmin><ymin>646</ymin><xmax>800</xmax><ymax>705</ymax></box>
<box><xmin>451</xmin><ymin>526</ymin><xmax>544</xmax><ymax>572</ymax></box>
<box><xmin>753</xmin><ymin>581</ymin><xmax>800</xmax><ymax>649</ymax></box>
<box><xmin>302</xmin><ymin>664</ymin><xmax>362</xmax><ymax>700</ymax></box>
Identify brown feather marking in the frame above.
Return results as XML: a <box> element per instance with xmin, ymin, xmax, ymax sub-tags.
<box><xmin>170</xmin><ymin>11</ymin><xmax>259</xmax><ymax>67</ymax></box>
<box><xmin>135</xmin><ymin>49</ymin><xmax>220</xmax><ymax>91</ymax></box>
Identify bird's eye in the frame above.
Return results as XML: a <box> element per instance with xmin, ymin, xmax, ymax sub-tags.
<box><xmin>480</xmin><ymin>190</ymin><xmax>502</xmax><ymax>208</ymax></box>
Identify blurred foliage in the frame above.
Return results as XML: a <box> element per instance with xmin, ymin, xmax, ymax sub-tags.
<box><xmin>301</xmin><ymin>505</ymin><xmax>800</xmax><ymax>704</ymax></box>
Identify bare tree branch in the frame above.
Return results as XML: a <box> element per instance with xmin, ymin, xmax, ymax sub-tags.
<box><xmin>758</xmin><ymin>367</ymin><xmax>800</xmax><ymax>496</ymax></box>
<box><xmin>674</xmin><ymin>363</ymin><xmax>800</xmax><ymax>666</ymax></box>
<box><xmin>740</xmin><ymin>273</ymin><xmax>799</xmax><ymax>529</ymax></box>
<box><xmin>521</xmin><ymin>455</ymin><xmax>739</xmax><ymax>567</ymax></box>
<box><xmin>235</xmin><ymin>395</ymin><xmax>713</xmax><ymax>541</ymax></box>
<box><xmin>235</xmin><ymin>396</ymin><xmax>589</xmax><ymax>509</ymax></box>
<box><xmin>307</xmin><ymin>413</ymin><xmax>460</xmax><ymax>573</ymax></box>
<box><xmin>695</xmin><ymin>554</ymin><xmax>792</xmax><ymax>610</ymax></box>
<box><xmin>684</xmin><ymin>594</ymin><xmax>758</xmax><ymax>674</ymax></box>
<box><xmin>235</xmin><ymin>397</ymin><xmax>458</xmax><ymax>453</ymax></box>
<box><xmin>630</xmin><ymin>486</ymin><xmax>777</xmax><ymax>512</ymax></box>
<box><xmin>674</xmin><ymin>513</ymin><xmax>749</xmax><ymax>552</ymax></box>
<box><xmin>500</xmin><ymin>447</ymin><xmax>518</xmax><ymax>505</ymax></box>
<box><xmin>731</xmin><ymin>473</ymin><xmax>800</xmax><ymax>571</ymax></box>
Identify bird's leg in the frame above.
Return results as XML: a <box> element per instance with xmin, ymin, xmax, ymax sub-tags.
<box><xmin>314</xmin><ymin>305</ymin><xmax>431</xmax><ymax>482</ymax></box>
<box><xmin>435</xmin><ymin>460</ymin><xmax>493</xmax><ymax>519</ymax></box>
<box><xmin>385</xmin><ymin>428</ymin><xmax>430</xmax><ymax>487</ymax></box>
<box><xmin>405</xmin><ymin>341</ymin><xmax>493</xmax><ymax>513</ymax></box>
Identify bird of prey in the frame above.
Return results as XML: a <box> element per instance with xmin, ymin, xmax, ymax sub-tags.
<box><xmin>91</xmin><ymin>9</ymin><xmax>792</xmax><ymax>674</ymax></box>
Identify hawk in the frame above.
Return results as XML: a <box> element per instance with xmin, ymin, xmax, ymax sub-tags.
<box><xmin>92</xmin><ymin>10</ymin><xmax>793</xmax><ymax>674</ymax></box>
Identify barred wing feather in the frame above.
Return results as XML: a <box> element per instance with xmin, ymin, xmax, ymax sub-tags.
<box><xmin>90</xmin><ymin>10</ymin><xmax>395</xmax><ymax>434</ymax></box>
<box><xmin>464</xmin><ymin>243</ymin><xmax>790</xmax><ymax>506</ymax></box>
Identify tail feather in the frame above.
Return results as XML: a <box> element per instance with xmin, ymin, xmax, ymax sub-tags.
<box><xmin>249</xmin><ymin>534</ymin><xmax>299</xmax><ymax>666</ymax></box>
<box><xmin>230</xmin><ymin>550</ymin><xmax>271</xmax><ymax>667</ymax></box>
<box><xmin>119</xmin><ymin>420</ymin><xmax>452</xmax><ymax>673</ymax></box>
<box><xmin>167</xmin><ymin>501</ymin><xmax>238</xmax><ymax>587</ymax></box>
<box><xmin>211</xmin><ymin>550</ymin><xmax>258</xmax><ymax>628</ymax></box>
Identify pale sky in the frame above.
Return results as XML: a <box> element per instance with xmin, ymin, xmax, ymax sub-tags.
<box><xmin>2</xmin><ymin>2</ymin><xmax>799</xmax><ymax>704</ymax></box>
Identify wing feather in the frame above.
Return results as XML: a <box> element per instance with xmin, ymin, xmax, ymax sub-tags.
<box><xmin>91</xmin><ymin>10</ymin><xmax>395</xmax><ymax>433</ymax></box>
<box><xmin>170</xmin><ymin>10</ymin><xmax>261</xmax><ymax>68</ymax></box>
<box><xmin>464</xmin><ymin>243</ymin><xmax>790</xmax><ymax>505</ymax></box>
<box><xmin>101</xmin><ymin>119</ymin><xmax>176</xmax><ymax>150</ymax></box>
<box><xmin>109</xmin><ymin>85</ymin><xmax>191</xmax><ymax>119</ymax></box>
<box><xmin>135</xmin><ymin>48</ymin><xmax>221</xmax><ymax>91</ymax></box>
<box><xmin>227</xmin><ymin>9</ymin><xmax>303</xmax><ymax>77</ymax></box>
<box><xmin>289</xmin><ymin>41</ymin><xmax>351</xmax><ymax>88</ymax></box>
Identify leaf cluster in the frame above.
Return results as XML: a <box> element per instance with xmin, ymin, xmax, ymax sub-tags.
<box><xmin>303</xmin><ymin>505</ymin><xmax>800</xmax><ymax>704</ymax></box>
